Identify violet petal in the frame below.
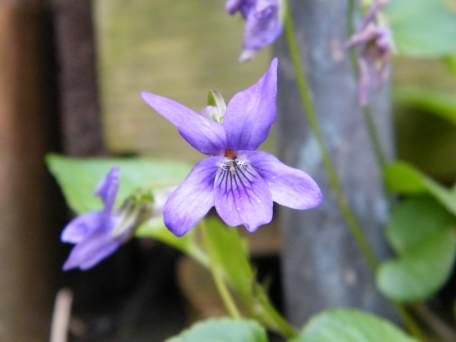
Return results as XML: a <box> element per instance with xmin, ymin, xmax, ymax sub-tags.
<box><xmin>242</xmin><ymin>0</ymin><xmax>282</xmax><ymax>52</ymax></box>
<box><xmin>141</xmin><ymin>92</ymin><xmax>226</xmax><ymax>155</ymax></box>
<box><xmin>224</xmin><ymin>58</ymin><xmax>277</xmax><ymax>150</ymax></box>
<box><xmin>226</xmin><ymin>0</ymin><xmax>244</xmax><ymax>14</ymax></box>
<box><xmin>95</xmin><ymin>166</ymin><xmax>120</xmax><ymax>213</ymax></box>
<box><xmin>214</xmin><ymin>158</ymin><xmax>273</xmax><ymax>232</ymax></box>
<box><xmin>246</xmin><ymin>151</ymin><xmax>322</xmax><ymax>210</ymax></box>
<box><xmin>163</xmin><ymin>157</ymin><xmax>220</xmax><ymax>236</ymax></box>
<box><xmin>61</xmin><ymin>212</ymin><xmax>103</xmax><ymax>243</ymax></box>
<box><xmin>63</xmin><ymin>233</ymin><xmax>121</xmax><ymax>271</ymax></box>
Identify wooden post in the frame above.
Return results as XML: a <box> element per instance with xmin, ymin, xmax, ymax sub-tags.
<box><xmin>276</xmin><ymin>0</ymin><xmax>395</xmax><ymax>325</ymax></box>
<box><xmin>53</xmin><ymin>0</ymin><xmax>104</xmax><ymax>155</ymax></box>
<box><xmin>0</xmin><ymin>1</ymin><xmax>59</xmax><ymax>340</ymax></box>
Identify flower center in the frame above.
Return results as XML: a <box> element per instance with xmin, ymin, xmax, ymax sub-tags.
<box><xmin>224</xmin><ymin>148</ymin><xmax>237</xmax><ymax>159</ymax></box>
<box><xmin>217</xmin><ymin>154</ymin><xmax>253</xmax><ymax>192</ymax></box>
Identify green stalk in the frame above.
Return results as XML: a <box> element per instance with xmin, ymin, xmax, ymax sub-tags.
<box><xmin>201</xmin><ymin>222</ymin><xmax>241</xmax><ymax>319</ymax></box>
<box><xmin>284</xmin><ymin>0</ymin><xmax>377</xmax><ymax>270</ymax></box>
<box><xmin>284</xmin><ymin>1</ymin><xmax>423</xmax><ymax>339</ymax></box>
<box><xmin>253</xmin><ymin>285</ymin><xmax>298</xmax><ymax>338</ymax></box>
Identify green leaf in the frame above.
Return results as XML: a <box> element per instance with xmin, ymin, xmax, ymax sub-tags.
<box><xmin>136</xmin><ymin>217</ymin><xmax>195</xmax><ymax>254</ymax></box>
<box><xmin>46</xmin><ymin>154</ymin><xmax>190</xmax><ymax>213</ymax></box>
<box><xmin>394</xmin><ymin>87</ymin><xmax>456</xmax><ymax>126</ymax></box>
<box><xmin>378</xmin><ymin>196</ymin><xmax>456</xmax><ymax>302</ymax></box>
<box><xmin>384</xmin><ymin>161</ymin><xmax>456</xmax><ymax>215</ymax></box>
<box><xmin>388</xmin><ymin>0</ymin><xmax>456</xmax><ymax>57</ymax></box>
<box><xmin>377</xmin><ymin>228</ymin><xmax>456</xmax><ymax>302</ymax></box>
<box><xmin>203</xmin><ymin>218</ymin><xmax>255</xmax><ymax>300</ymax></box>
<box><xmin>387</xmin><ymin>196</ymin><xmax>456</xmax><ymax>253</ymax></box>
<box><xmin>167</xmin><ymin>318</ymin><xmax>267</xmax><ymax>342</ymax></box>
<box><xmin>444</xmin><ymin>55</ymin><xmax>456</xmax><ymax>76</ymax></box>
<box><xmin>384</xmin><ymin>162</ymin><xmax>426</xmax><ymax>193</ymax></box>
<box><xmin>291</xmin><ymin>309</ymin><xmax>415</xmax><ymax>342</ymax></box>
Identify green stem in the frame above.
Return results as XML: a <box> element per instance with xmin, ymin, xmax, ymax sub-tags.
<box><xmin>201</xmin><ymin>222</ymin><xmax>241</xmax><ymax>319</ymax></box>
<box><xmin>253</xmin><ymin>285</ymin><xmax>298</xmax><ymax>339</ymax></box>
<box><xmin>284</xmin><ymin>1</ymin><xmax>424</xmax><ymax>339</ymax></box>
<box><xmin>284</xmin><ymin>0</ymin><xmax>377</xmax><ymax>270</ymax></box>
<box><xmin>184</xmin><ymin>223</ymin><xmax>296</xmax><ymax>338</ymax></box>
<box><xmin>361</xmin><ymin>105</ymin><xmax>387</xmax><ymax>167</ymax></box>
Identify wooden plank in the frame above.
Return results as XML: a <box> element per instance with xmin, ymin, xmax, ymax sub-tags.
<box><xmin>0</xmin><ymin>1</ymin><xmax>58</xmax><ymax>340</ymax></box>
<box><xmin>53</xmin><ymin>0</ymin><xmax>105</xmax><ymax>155</ymax></box>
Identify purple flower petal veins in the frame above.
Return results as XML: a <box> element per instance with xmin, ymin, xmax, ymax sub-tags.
<box><xmin>214</xmin><ymin>156</ymin><xmax>273</xmax><ymax>232</ymax></box>
<box><xmin>244</xmin><ymin>151</ymin><xmax>322</xmax><ymax>210</ymax></box>
<box><xmin>142</xmin><ymin>58</ymin><xmax>322</xmax><ymax>236</ymax></box>
<box><xmin>163</xmin><ymin>157</ymin><xmax>219</xmax><ymax>237</ymax></box>
<box><xmin>226</xmin><ymin>0</ymin><xmax>284</xmax><ymax>62</ymax></box>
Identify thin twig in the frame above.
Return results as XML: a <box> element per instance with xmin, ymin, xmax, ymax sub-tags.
<box><xmin>50</xmin><ymin>288</ymin><xmax>73</xmax><ymax>342</ymax></box>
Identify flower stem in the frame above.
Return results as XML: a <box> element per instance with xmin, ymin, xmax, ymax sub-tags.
<box><xmin>283</xmin><ymin>1</ymin><xmax>377</xmax><ymax>270</ymax></box>
<box><xmin>283</xmin><ymin>1</ymin><xmax>424</xmax><ymax>338</ymax></box>
<box><xmin>201</xmin><ymin>221</ymin><xmax>241</xmax><ymax>319</ymax></box>
<box><xmin>253</xmin><ymin>285</ymin><xmax>298</xmax><ymax>338</ymax></box>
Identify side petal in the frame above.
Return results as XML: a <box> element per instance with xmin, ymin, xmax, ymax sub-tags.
<box><xmin>224</xmin><ymin>58</ymin><xmax>277</xmax><ymax>150</ymax></box>
<box><xmin>163</xmin><ymin>157</ymin><xmax>220</xmax><ymax>236</ymax></box>
<box><xmin>246</xmin><ymin>151</ymin><xmax>322</xmax><ymax>210</ymax></box>
<box><xmin>243</xmin><ymin>1</ymin><xmax>283</xmax><ymax>52</ymax></box>
<box><xmin>141</xmin><ymin>92</ymin><xmax>226</xmax><ymax>155</ymax></box>
<box><xmin>61</xmin><ymin>212</ymin><xmax>102</xmax><ymax>243</ymax></box>
<box><xmin>63</xmin><ymin>233</ymin><xmax>121</xmax><ymax>271</ymax></box>
<box><xmin>225</xmin><ymin>0</ymin><xmax>243</xmax><ymax>14</ymax></box>
<box><xmin>214</xmin><ymin>159</ymin><xmax>273</xmax><ymax>232</ymax></box>
<box><xmin>95</xmin><ymin>167</ymin><xmax>120</xmax><ymax>213</ymax></box>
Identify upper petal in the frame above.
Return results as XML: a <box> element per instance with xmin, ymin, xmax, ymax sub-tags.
<box><xmin>61</xmin><ymin>212</ymin><xmax>103</xmax><ymax>243</ymax></box>
<box><xmin>214</xmin><ymin>156</ymin><xmax>273</xmax><ymax>232</ymax></box>
<box><xmin>226</xmin><ymin>0</ymin><xmax>244</xmax><ymax>14</ymax></box>
<box><xmin>224</xmin><ymin>58</ymin><xmax>278</xmax><ymax>150</ymax></box>
<box><xmin>246</xmin><ymin>151</ymin><xmax>323</xmax><ymax>210</ymax></box>
<box><xmin>243</xmin><ymin>0</ymin><xmax>283</xmax><ymax>51</ymax></box>
<box><xmin>226</xmin><ymin>0</ymin><xmax>254</xmax><ymax>17</ymax></box>
<box><xmin>63</xmin><ymin>232</ymin><xmax>121</xmax><ymax>271</ymax></box>
<box><xmin>163</xmin><ymin>157</ymin><xmax>220</xmax><ymax>236</ymax></box>
<box><xmin>141</xmin><ymin>92</ymin><xmax>226</xmax><ymax>155</ymax></box>
<box><xmin>95</xmin><ymin>167</ymin><xmax>120</xmax><ymax>213</ymax></box>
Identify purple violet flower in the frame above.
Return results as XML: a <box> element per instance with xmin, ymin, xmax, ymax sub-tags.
<box><xmin>226</xmin><ymin>0</ymin><xmax>284</xmax><ymax>62</ymax></box>
<box><xmin>61</xmin><ymin>167</ymin><xmax>174</xmax><ymax>270</ymax></box>
<box><xmin>345</xmin><ymin>0</ymin><xmax>394</xmax><ymax>106</ymax></box>
<box><xmin>61</xmin><ymin>167</ymin><xmax>127</xmax><ymax>271</ymax></box>
<box><xmin>141</xmin><ymin>58</ymin><xmax>322</xmax><ymax>236</ymax></box>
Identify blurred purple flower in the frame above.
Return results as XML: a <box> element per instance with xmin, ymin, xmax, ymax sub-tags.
<box><xmin>141</xmin><ymin>58</ymin><xmax>322</xmax><ymax>236</ymax></box>
<box><xmin>345</xmin><ymin>0</ymin><xmax>394</xmax><ymax>106</ymax></box>
<box><xmin>226</xmin><ymin>0</ymin><xmax>284</xmax><ymax>62</ymax></box>
<box><xmin>61</xmin><ymin>168</ymin><xmax>173</xmax><ymax>271</ymax></box>
<box><xmin>61</xmin><ymin>167</ymin><xmax>127</xmax><ymax>271</ymax></box>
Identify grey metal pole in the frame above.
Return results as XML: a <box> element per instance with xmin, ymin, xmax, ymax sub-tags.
<box><xmin>275</xmin><ymin>0</ymin><xmax>395</xmax><ymax>325</ymax></box>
